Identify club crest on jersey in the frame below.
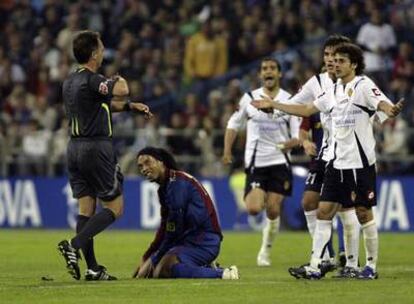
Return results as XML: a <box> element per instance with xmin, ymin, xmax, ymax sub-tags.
<box><xmin>99</xmin><ymin>81</ymin><xmax>109</xmax><ymax>95</ymax></box>
<box><xmin>347</xmin><ymin>88</ymin><xmax>353</xmax><ymax>97</ymax></box>
<box><xmin>284</xmin><ymin>181</ymin><xmax>290</xmax><ymax>190</ymax></box>
<box><xmin>367</xmin><ymin>191</ymin><xmax>375</xmax><ymax>201</ymax></box>
<box><xmin>351</xmin><ymin>191</ymin><xmax>356</xmax><ymax>202</ymax></box>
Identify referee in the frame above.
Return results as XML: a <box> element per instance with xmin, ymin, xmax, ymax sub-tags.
<box><xmin>57</xmin><ymin>30</ymin><xmax>153</xmax><ymax>280</ymax></box>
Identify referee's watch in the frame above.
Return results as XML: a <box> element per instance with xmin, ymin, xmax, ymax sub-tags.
<box><xmin>123</xmin><ymin>100</ymin><xmax>132</xmax><ymax>112</ymax></box>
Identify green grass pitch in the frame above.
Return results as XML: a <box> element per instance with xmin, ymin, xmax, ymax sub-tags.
<box><xmin>0</xmin><ymin>230</ymin><xmax>413</xmax><ymax>304</ymax></box>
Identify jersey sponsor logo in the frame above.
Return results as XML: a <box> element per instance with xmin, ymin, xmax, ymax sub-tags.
<box><xmin>98</xmin><ymin>81</ymin><xmax>109</xmax><ymax>95</ymax></box>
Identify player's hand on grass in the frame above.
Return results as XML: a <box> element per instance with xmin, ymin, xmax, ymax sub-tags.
<box><xmin>136</xmin><ymin>258</ymin><xmax>154</xmax><ymax>279</ymax></box>
<box><xmin>130</xmin><ymin>103</ymin><xmax>153</xmax><ymax>119</ymax></box>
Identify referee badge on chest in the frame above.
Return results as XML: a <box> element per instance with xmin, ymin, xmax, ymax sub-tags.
<box><xmin>347</xmin><ymin>88</ymin><xmax>353</xmax><ymax>97</ymax></box>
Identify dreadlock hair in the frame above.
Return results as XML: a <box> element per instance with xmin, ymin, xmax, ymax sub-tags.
<box><xmin>137</xmin><ymin>147</ymin><xmax>179</xmax><ymax>170</ymax></box>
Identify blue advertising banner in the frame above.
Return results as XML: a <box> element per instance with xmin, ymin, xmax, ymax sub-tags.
<box><xmin>0</xmin><ymin>174</ymin><xmax>413</xmax><ymax>231</ymax></box>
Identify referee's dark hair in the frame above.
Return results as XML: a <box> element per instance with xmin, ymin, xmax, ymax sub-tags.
<box><xmin>323</xmin><ymin>34</ymin><xmax>351</xmax><ymax>50</ymax></box>
<box><xmin>73</xmin><ymin>30</ymin><xmax>100</xmax><ymax>64</ymax></box>
<box><xmin>137</xmin><ymin>147</ymin><xmax>179</xmax><ymax>170</ymax></box>
<box><xmin>334</xmin><ymin>43</ymin><xmax>365</xmax><ymax>75</ymax></box>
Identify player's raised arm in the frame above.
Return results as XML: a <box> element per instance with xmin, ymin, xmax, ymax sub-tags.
<box><xmin>251</xmin><ymin>95</ymin><xmax>320</xmax><ymax>117</ymax></box>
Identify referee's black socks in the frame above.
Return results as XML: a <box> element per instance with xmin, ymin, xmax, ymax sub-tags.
<box><xmin>71</xmin><ymin>209</ymin><xmax>116</xmax><ymax>253</ymax></box>
<box><xmin>76</xmin><ymin>215</ymin><xmax>98</xmax><ymax>271</ymax></box>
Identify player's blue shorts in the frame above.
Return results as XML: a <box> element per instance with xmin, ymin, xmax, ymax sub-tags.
<box><xmin>166</xmin><ymin>232</ymin><xmax>221</xmax><ymax>266</ymax></box>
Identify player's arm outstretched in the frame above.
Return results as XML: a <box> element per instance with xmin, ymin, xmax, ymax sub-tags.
<box><xmin>377</xmin><ymin>98</ymin><xmax>404</xmax><ymax>118</ymax></box>
<box><xmin>251</xmin><ymin>95</ymin><xmax>320</xmax><ymax>117</ymax></box>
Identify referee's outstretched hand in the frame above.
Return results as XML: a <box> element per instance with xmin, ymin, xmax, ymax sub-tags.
<box><xmin>130</xmin><ymin>103</ymin><xmax>153</xmax><ymax>119</ymax></box>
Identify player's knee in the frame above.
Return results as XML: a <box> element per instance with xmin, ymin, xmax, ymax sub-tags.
<box><xmin>246</xmin><ymin>204</ymin><xmax>262</xmax><ymax>216</ymax></box>
<box><xmin>302</xmin><ymin>193</ymin><xmax>319</xmax><ymax>211</ymax></box>
<box><xmin>316</xmin><ymin>208</ymin><xmax>334</xmax><ymax>220</ymax></box>
<box><xmin>266</xmin><ymin>210</ymin><xmax>279</xmax><ymax>220</ymax></box>
<box><xmin>302</xmin><ymin>198</ymin><xmax>318</xmax><ymax>211</ymax></box>
<box><xmin>355</xmin><ymin>207</ymin><xmax>372</xmax><ymax>224</ymax></box>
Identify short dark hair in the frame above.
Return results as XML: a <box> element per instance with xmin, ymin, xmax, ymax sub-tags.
<box><xmin>323</xmin><ymin>34</ymin><xmax>351</xmax><ymax>50</ymax></box>
<box><xmin>73</xmin><ymin>30</ymin><xmax>100</xmax><ymax>64</ymax></box>
<box><xmin>334</xmin><ymin>43</ymin><xmax>365</xmax><ymax>75</ymax></box>
<box><xmin>137</xmin><ymin>147</ymin><xmax>179</xmax><ymax>170</ymax></box>
<box><xmin>260</xmin><ymin>57</ymin><xmax>282</xmax><ymax>72</ymax></box>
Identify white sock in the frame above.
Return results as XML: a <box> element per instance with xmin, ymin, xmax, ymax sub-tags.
<box><xmin>310</xmin><ymin>220</ymin><xmax>332</xmax><ymax>269</ymax></box>
<box><xmin>361</xmin><ymin>220</ymin><xmax>378</xmax><ymax>271</ymax></box>
<box><xmin>338</xmin><ymin>209</ymin><xmax>360</xmax><ymax>269</ymax></box>
<box><xmin>304</xmin><ymin>210</ymin><xmax>317</xmax><ymax>237</ymax></box>
<box><xmin>260</xmin><ymin>217</ymin><xmax>280</xmax><ymax>251</ymax></box>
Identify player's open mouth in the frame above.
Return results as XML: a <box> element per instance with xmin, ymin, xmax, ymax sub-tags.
<box><xmin>264</xmin><ymin>76</ymin><xmax>274</xmax><ymax>81</ymax></box>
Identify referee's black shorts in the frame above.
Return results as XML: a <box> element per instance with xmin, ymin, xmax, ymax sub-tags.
<box><xmin>67</xmin><ymin>138</ymin><xmax>124</xmax><ymax>201</ymax></box>
<box><xmin>320</xmin><ymin>162</ymin><xmax>377</xmax><ymax>208</ymax></box>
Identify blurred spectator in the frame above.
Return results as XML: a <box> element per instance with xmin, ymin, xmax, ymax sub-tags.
<box><xmin>17</xmin><ymin>119</ymin><xmax>51</xmax><ymax>176</ymax></box>
<box><xmin>119</xmin><ymin>115</ymin><xmax>163</xmax><ymax>176</ymax></box>
<box><xmin>356</xmin><ymin>8</ymin><xmax>397</xmax><ymax>89</ymax></box>
<box><xmin>184</xmin><ymin>20</ymin><xmax>228</xmax><ymax>81</ymax></box>
<box><xmin>49</xmin><ymin>118</ymin><xmax>69</xmax><ymax>175</ymax></box>
<box><xmin>392</xmin><ymin>41</ymin><xmax>414</xmax><ymax>81</ymax></box>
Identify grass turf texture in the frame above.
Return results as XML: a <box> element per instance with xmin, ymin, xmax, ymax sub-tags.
<box><xmin>0</xmin><ymin>230</ymin><xmax>413</xmax><ymax>304</ymax></box>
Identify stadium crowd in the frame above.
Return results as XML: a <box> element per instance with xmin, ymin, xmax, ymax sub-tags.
<box><xmin>0</xmin><ymin>0</ymin><xmax>413</xmax><ymax>177</ymax></box>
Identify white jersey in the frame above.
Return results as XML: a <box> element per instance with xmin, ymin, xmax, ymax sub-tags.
<box><xmin>227</xmin><ymin>87</ymin><xmax>300</xmax><ymax>168</ymax></box>
<box><xmin>314</xmin><ymin>75</ymin><xmax>391</xmax><ymax>169</ymax></box>
<box><xmin>288</xmin><ymin>72</ymin><xmax>334</xmax><ymax>162</ymax></box>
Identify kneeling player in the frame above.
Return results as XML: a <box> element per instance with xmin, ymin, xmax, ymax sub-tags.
<box><xmin>132</xmin><ymin>147</ymin><xmax>239</xmax><ymax>280</ymax></box>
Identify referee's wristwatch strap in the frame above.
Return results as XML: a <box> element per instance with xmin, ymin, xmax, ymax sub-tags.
<box><xmin>123</xmin><ymin>100</ymin><xmax>132</xmax><ymax>112</ymax></box>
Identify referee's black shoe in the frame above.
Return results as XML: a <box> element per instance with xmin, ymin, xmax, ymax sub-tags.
<box><xmin>85</xmin><ymin>265</ymin><xmax>117</xmax><ymax>281</ymax></box>
<box><xmin>57</xmin><ymin>240</ymin><xmax>81</xmax><ymax>280</ymax></box>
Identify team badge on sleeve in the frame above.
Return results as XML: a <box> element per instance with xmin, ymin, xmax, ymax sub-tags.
<box><xmin>371</xmin><ymin>88</ymin><xmax>382</xmax><ymax>96</ymax></box>
<box><xmin>99</xmin><ymin>81</ymin><xmax>109</xmax><ymax>95</ymax></box>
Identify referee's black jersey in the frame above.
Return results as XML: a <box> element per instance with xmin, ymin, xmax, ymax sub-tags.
<box><xmin>63</xmin><ymin>67</ymin><xmax>117</xmax><ymax>138</ymax></box>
